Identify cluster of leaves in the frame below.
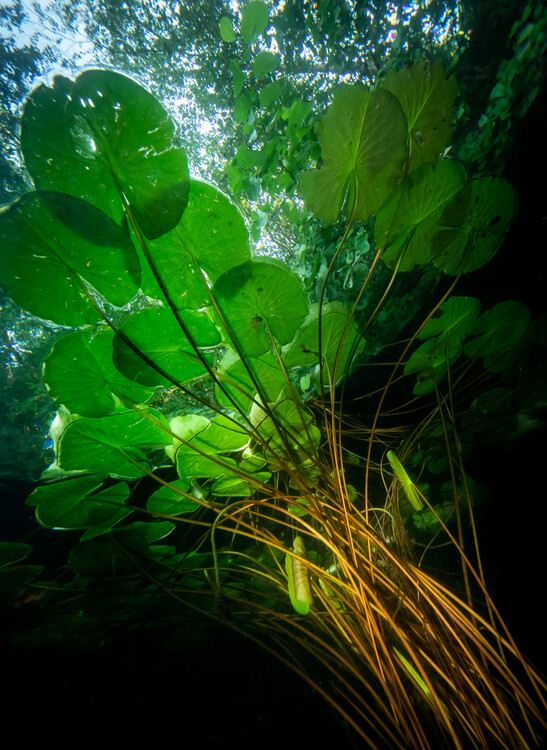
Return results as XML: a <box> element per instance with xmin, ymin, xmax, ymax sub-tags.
<box><xmin>0</xmin><ymin>7</ymin><xmax>546</xmax><ymax>743</ymax></box>
<box><xmin>456</xmin><ymin>0</ymin><xmax>547</xmax><ymax>173</ymax></box>
<box><xmin>0</xmin><ymin>68</ymin><xmax>365</xmax><ymax>618</ymax></box>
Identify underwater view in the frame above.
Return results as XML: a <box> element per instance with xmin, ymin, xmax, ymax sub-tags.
<box><xmin>1</xmin><ymin>1</ymin><xmax>546</xmax><ymax>746</ymax></box>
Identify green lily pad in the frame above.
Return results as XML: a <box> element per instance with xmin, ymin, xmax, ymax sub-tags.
<box><xmin>28</xmin><ymin>476</ymin><xmax>131</xmax><ymax>537</ymax></box>
<box><xmin>211</xmin><ymin>471</ymin><xmax>272</xmax><ymax>497</ymax></box>
<box><xmin>113</xmin><ymin>306</ymin><xmax>221</xmax><ymax>387</ymax></box>
<box><xmin>68</xmin><ymin>521</ymin><xmax>175</xmax><ymax>576</ymax></box>
<box><xmin>43</xmin><ymin>327</ymin><xmax>153</xmax><ymax>417</ymax></box>
<box><xmin>143</xmin><ymin>180</ymin><xmax>251</xmax><ymax>307</ymax></box>
<box><xmin>405</xmin><ymin>296</ymin><xmax>481</xmax><ymax>394</ymax></box>
<box><xmin>57</xmin><ymin>410</ymin><xmax>172</xmax><ymax>478</ymax></box>
<box><xmin>21</xmin><ymin>70</ymin><xmax>189</xmax><ymax>239</ymax></box>
<box><xmin>431</xmin><ymin>177</ymin><xmax>518</xmax><ymax>274</ymax></box>
<box><xmin>213</xmin><ymin>257</ymin><xmax>309</xmax><ymax>357</ymax></box>
<box><xmin>215</xmin><ymin>350</ymin><xmax>287</xmax><ymax>413</ymax></box>
<box><xmin>299</xmin><ymin>84</ymin><xmax>407</xmax><ymax>222</ymax></box>
<box><xmin>376</xmin><ymin>159</ymin><xmax>467</xmax><ymax>270</ymax></box>
<box><xmin>380</xmin><ymin>60</ymin><xmax>458</xmax><ymax>172</ymax></box>
<box><xmin>173</xmin><ymin>414</ymin><xmax>249</xmax><ymax>481</ymax></box>
<box><xmin>0</xmin><ymin>191</ymin><xmax>140</xmax><ymax>326</ymax></box>
<box><xmin>283</xmin><ymin>302</ymin><xmax>365</xmax><ymax>382</ymax></box>
<box><xmin>147</xmin><ymin>479</ymin><xmax>199</xmax><ymax>516</ymax></box>
<box><xmin>464</xmin><ymin>300</ymin><xmax>530</xmax><ymax>372</ymax></box>
<box><xmin>0</xmin><ymin>565</ymin><xmax>44</xmax><ymax>592</ymax></box>
<box><xmin>0</xmin><ymin>542</ymin><xmax>33</xmax><ymax>567</ymax></box>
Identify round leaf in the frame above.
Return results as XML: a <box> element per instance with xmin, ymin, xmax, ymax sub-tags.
<box><xmin>299</xmin><ymin>85</ymin><xmax>407</xmax><ymax>222</ymax></box>
<box><xmin>213</xmin><ymin>258</ymin><xmax>309</xmax><ymax>357</ymax></box>
<box><xmin>284</xmin><ymin>302</ymin><xmax>365</xmax><ymax>382</ymax></box>
<box><xmin>21</xmin><ymin>70</ymin><xmax>189</xmax><ymax>239</ymax></box>
<box><xmin>464</xmin><ymin>300</ymin><xmax>530</xmax><ymax>372</ymax></box>
<box><xmin>43</xmin><ymin>327</ymin><xmax>153</xmax><ymax>417</ymax></box>
<box><xmin>405</xmin><ymin>296</ymin><xmax>481</xmax><ymax>394</ymax></box>
<box><xmin>215</xmin><ymin>350</ymin><xmax>287</xmax><ymax>414</ymax></box>
<box><xmin>380</xmin><ymin>60</ymin><xmax>458</xmax><ymax>172</ymax></box>
<box><xmin>29</xmin><ymin>477</ymin><xmax>131</xmax><ymax>536</ymax></box>
<box><xmin>0</xmin><ymin>191</ymin><xmax>140</xmax><ymax>325</ymax></box>
<box><xmin>113</xmin><ymin>307</ymin><xmax>221</xmax><ymax>387</ymax></box>
<box><xmin>432</xmin><ymin>177</ymin><xmax>518</xmax><ymax>274</ymax></box>
<box><xmin>58</xmin><ymin>410</ymin><xmax>173</xmax><ymax>478</ymax></box>
<box><xmin>376</xmin><ymin>159</ymin><xmax>467</xmax><ymax>270</ymax></box>
<box><xmin>143</xmin><ymin>180</ymin><xmax>251</xmax><ymax>307</ymax></box>
<box><xmin>147</xmin><ymin>479</ymin><xmax>198</xmax><ymax>516</ymax></box>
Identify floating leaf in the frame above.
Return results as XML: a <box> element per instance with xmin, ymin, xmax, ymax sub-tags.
<box><xmin>57</xmin><ymin>410</ymin><xmax>172</xmax><ymax>478</ymax></box>
<box><xmin>380</xmin><ymin>60</ymin><xmax>458</xmax><ymax>172</ymax></box>
<box><xmin>211</xmin><ymin>471</ymin><xmax>271</xmax><ymax>497</ymax></box>
<box><xmin>28</xmin><ymin>476</ymin><xmax>131</xmax><ymax>537</ymax></box>
<box><xmin>284</xmin><ymin>302</ymin><xmax>365</xmax><ymax>382</ymax></box>
<box><xmin>173</xmin><ymin>414</ymin><xmax>248</xmax><ymax>481</ymax></box>
<box><xmin>143</xmin><ymin>180</ymin><xmax>251</xmax><ymax>307</ymax></box>
<box><xmin>113</xmin><ymin>307</ymin><xmax>220</xmax><ymax>387</ymax></box>
<box><xmin>68</xmin><ymin>521</ymin><xmax>174</xmax><ymax>576</ymax></box>
<box><xmin>213</xmin><ymin>257</ymin><xmax>309</xmax><ymax>357</ymax></box>
<box><xmin>0</xmin><ymin>542</ymin><xmax>33</xmax><ymax>567</ymax></box>
<box><xmin>431</xmin><ymin>177</ymin><xmax>518</xmax><ymax>274</ymax></box>
<box><xmin>0</xmin><ymin>565</ymin><xmax>44</xmax><ymax>592</ymax></box>
<box><xmin>43</xmin><ymin>327</ymin><xmax>153</xmax><ymax>416</ymax></box>
<box><xmin>0</xmin><ymin>191</ymin><xmax>140</xmax><ymax>326</ymax></box>
<box><xmin>215</xmin><ymin>350</ymin><xmax>286</xmax><ymax>413</ymax></box>
<box><xmin>405</xmin><ymin>297</ymin><xmax>481</xmax><ymax>394</ymax></box>
<box><xmin>464</xmin><ymin>300</ymin><xmax>530</xmax><ymax>372</ymax></box>
<box><xmin>376</xmin><ymin>159</ymin><xmax>467</xmax><ymax>270</ymax></box>
<box><xmin>299</xmin><ymin>84</ymin><xmax>407</xmax><ymax>222</ymax></box>
<box><xmin>147</xmin><ymin>479</ymin><xmax>199</xmax><ymax>515</ymax></box>
<box><xmin>21</xmin><ymin>70</ymin><xmax>189</xmax><ymax>239</ymax></box>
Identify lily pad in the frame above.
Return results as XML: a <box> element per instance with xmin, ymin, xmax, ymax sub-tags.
<box><xmin>113</xmin><ymin>306</ymin><xmax>221</xmax><ymax>387</ymax></box>
<box><xmin>57</xmin><ymin>410</ymin><xmax>173</xmax><ymax>478</ymax></box>
<box><xmin>43</xmin><ymin>327</ymin><xmax>153</xmax><ymax>417</ymax></box>
<box><xmin>464</xmin><ymin>300</ymin><xmax>530</xmax><ymax>372</ymax></box>
<box><xmin>213</xmin><ymin>257</ymin><xmax>309</xmax><ymax>357</ymax></box>
<box><xmin>21</xmin><ymin>70</ymin><xmax>189</xmax><ymax>239</ymax></box>
<box><xmin>215</xmin><ymin>350</ymin><xmax>287</xmax><ymax>414</ymax></box>
<box><xmin>284</xmin><ymin>302</ymin><xmax>365</xmax><ymax>382</ymax></box>
<box><xmin>380</xmin><ymin>60</ymin><xmax>458</xmax><ymax>172</ymax></box>
<box><xmin>0</xmin><ymin>191</ymin><xmax>140</xmax><ymax>326</ymax></box>
<box><xmin>431</xmin><ymin>177</ymin><xmax>518</xmax><ymax>274</ymax></box>
<box><xmin>405</xmin><ymin>296</ymin><xmax>481</xmax><ymax>394</ymax></box>
<box><xmin>28</xmin><ymin>476</ymin><xmax>131</xmax><ymax>538</ymax></box>
<box><xmin>299</xmin><ymin>84</ymin><xmax>407</xmax><ymax>222</ymax></box>
<box><xmin>147</xmin><ymin>479</ymin><xmax>199</xmax><ymax>515</ymax></box>
<box><xmin>143</xmin><ymin>180</ymin><xmax>251</xmax><ymax>308</ymax></box>
<box><xmin>376</xmin><ymin>159</ymin><xmax>467</xmax><ymax>270</ymax></box>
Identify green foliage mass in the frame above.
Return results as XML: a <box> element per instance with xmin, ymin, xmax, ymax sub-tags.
<box><xmin>0</xmin><ymin>54</ymin><xmax>542</xmax><ymax>628</ymax></box>
<box><xmin>0</xmin><ymin>4</ymin><xmax>546</xmax><ymax>744</ymax></box>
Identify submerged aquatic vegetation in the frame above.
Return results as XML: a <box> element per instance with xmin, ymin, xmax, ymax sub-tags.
<box><xmin>0</xmin><ymin>50</ymin><xmax>546</xmax><ymax>750</ymax></box>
